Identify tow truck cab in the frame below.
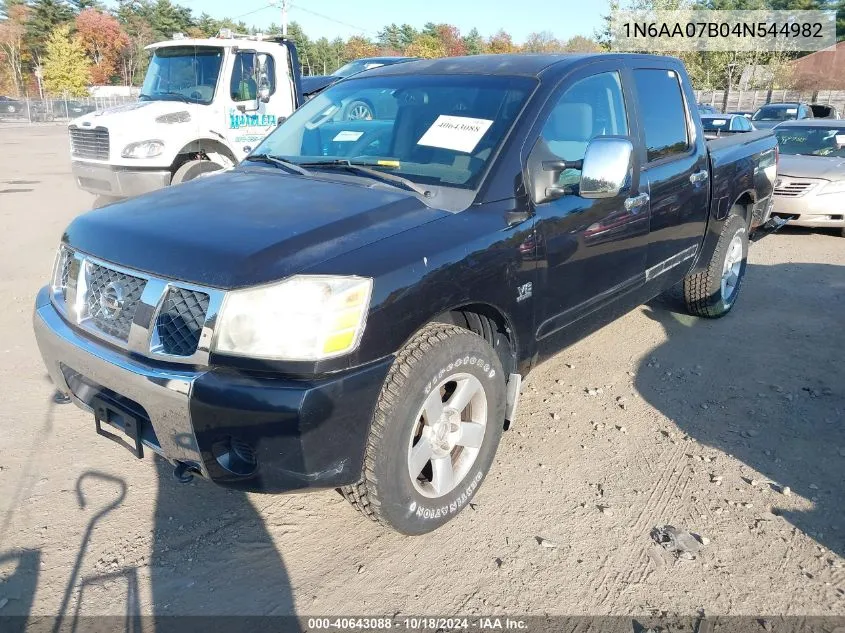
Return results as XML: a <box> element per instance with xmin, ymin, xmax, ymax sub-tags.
<box><xmin>68</xmin><ymin>33</ymin><xmax>302</xmax><ymax>199</ymax></box>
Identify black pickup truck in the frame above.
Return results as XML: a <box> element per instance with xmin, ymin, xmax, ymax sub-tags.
<box><xmin>34</xmin><ymin>54</ymin><xmax>777</xmax><ymax>535</ymax></box>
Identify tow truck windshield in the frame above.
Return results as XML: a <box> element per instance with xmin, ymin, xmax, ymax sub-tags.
<box><xmin>140</xmin><ymin>46</ymin><xmax>223</xmax><ymax>105</ymax></box>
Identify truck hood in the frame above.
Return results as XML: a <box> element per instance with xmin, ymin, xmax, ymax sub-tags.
<box><xmin>64</xmin><ymin>169</ymin><xmax>449</xmax><ymax>289</ymax></box>
<box><xmin>72</xmin><ymin>100</ymin><xmax>194</xmax><ymax>127</ymax></box>
<box><xmin>301</xmin><ymin>75</ymin><xmax>339</xmax><ymax>96</ymax></box>
<box><xmin>778</xmin><ymin>154</ymin><xmax>845</xmax><ymax>181</ymax></box>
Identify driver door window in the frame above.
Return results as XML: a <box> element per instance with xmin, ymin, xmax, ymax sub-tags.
<box><xmin>231</xmin><ymin>52</ymin><xmax>258</xmax><ymax>102</ymax></box>
<box><xmin>538</xmin><ymin>72</ymin><xmax>628</xmax><ymax>193</ymax></box>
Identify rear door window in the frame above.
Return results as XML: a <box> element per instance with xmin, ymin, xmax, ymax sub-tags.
<box><xmin>632</xmin><ymin>69</ymin><xmax>691</xmax><ymax>163</ymax></box>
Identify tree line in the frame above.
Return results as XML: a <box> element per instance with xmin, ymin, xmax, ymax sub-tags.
<box><xmin>0</xmin><ymin>0</ymin><xmax>601</xmax><ymax>97</ymax></box>
<box><xmin>2</xmin><ymin>0</ymin><xmax>842</xmax><ymax>98</ymax></box>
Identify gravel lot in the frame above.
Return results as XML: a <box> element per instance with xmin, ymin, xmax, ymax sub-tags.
<box><xmin>0</xmin><ymin>124</ymin><xmax>843</xmax><ymax>619</ymax></box>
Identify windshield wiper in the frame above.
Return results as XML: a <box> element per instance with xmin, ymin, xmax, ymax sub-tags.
<box><xmin>299</xmin><ymin>159</ymin><xmax>432</xmax><ymax>197</ymax></box>
<box><xmin>244</xmin><ymin>154</ymin><xmax>312</xmax><ymax>176</ymax></box>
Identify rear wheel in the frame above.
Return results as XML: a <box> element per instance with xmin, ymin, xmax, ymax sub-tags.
<box><xmin>342</xmin><ymin>323</ymin><xmax>506</xmax><ymax>535</ymax></box>
<box><xmin>683</xmin><ymin>214</ymin><xmax>748</xmax><ymax>318</ymax></box>
<box><xmin>171</xmin><ymin>159</ymin><xmax>222</xmax><ymax>185</ymax></box>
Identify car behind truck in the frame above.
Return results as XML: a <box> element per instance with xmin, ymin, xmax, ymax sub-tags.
<box><xmin>35</xmin><ymin>54</ymin><xmax>777</xmax><ymax>535</ymax></box>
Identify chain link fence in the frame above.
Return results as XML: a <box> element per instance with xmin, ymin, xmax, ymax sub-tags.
<box><xmin>694</xmin><ymin>89</ymin><xmax>845</xmax><ymax>114</ymax></box>
<box><xmin>0</xmin><ymin>95</ymin><xmax>138</xmax><ymax>124</ymax></box>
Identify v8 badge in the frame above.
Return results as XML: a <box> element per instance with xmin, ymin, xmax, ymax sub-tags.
<box><xmin>517</xmin><ymin>282</ymin><xmax>533</xmax><ymax>303</ymax></box>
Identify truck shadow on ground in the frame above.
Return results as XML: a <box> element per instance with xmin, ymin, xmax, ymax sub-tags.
<box><xmin>147</xmin><ymin>457</ymin><xmax>298</xmax><ymax>628</ymax></box>
<box><xmin>2</xmin><ymin>466</ymin><xmax>298</xmax><ymax>630</ymax></box>
<box><xmin>636</xmin><ymin>261</ymin><xmax>844</xmax><ymax>559</ymax></box>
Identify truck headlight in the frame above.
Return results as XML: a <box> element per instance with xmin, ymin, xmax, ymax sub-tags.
<box><xmin>214</xmin><ymin>275</ymin><xmax>373</xmax><ymax>361</ymax></box>
<box><xmin>121</xmin><ymin>140</ymin><xmax>164</xmax><ymax>159</ymax></box>
<box><xmin>818</xmin><ymin>180</ymin><xmax>845</xmax><ymax>196</ymax></box>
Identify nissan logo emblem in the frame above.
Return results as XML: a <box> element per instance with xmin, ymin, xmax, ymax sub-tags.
<box><xmin>100</xmin><ymin>281</ymin><xmax>126</xmax><ymax>320</ymax></box>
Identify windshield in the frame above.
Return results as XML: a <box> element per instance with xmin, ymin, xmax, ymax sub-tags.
<box><xmin>701</xmin><ymin>117</ymin><xmax>730</xmax><ymax>131</ymax></box>
<box><xmin>250</xmin><ymin>74</ymin><xmax>536</xmax><ymax>191</ymax></box>
<box><xmin>753</xmin><ymin>105</ymin><xmax>798</xmax><ymax>122</ymax></box>
<box><xmin>775</xmin><ymin>126</ymin><xmax>845</xmax><ymax>157</ymax></box>
<box><xmin>333</xmin><ymin>60</ymin><xmax>388</xmax><ymax>78</ymax></box>
<box><xmin>140</xmin><ymin>46</ymin><xmax>223</xmax><ymax>105</ymax></box>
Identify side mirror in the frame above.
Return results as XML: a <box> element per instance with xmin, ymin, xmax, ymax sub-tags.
<box><xmin>238</xmin><ymin>100</ymin><xmax>260</xmax><ymax>113</ymax></box>
<box><xmin>579</xmin><ymin>137</ymin><xmax>633</xmax><ymax>199</ymax></box>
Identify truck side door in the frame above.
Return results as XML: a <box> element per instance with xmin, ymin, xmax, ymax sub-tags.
<box><xmin>529</xmin><ymin>65</ymin><xmax>650</xmax><ymax>350</ymax></box>
<box><xmin>630</xmin><ymin>65</ymin><xmax>709</xmax><ymax>276</ymax></box>
<box><xmin>225</xmin><ymin>50</ymin><xmax>293</xmax><ymax>158</ymax></box>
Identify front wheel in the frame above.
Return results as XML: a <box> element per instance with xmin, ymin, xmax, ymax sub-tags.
<box><xmin>171</xmin><ymin>159</ymin><xmax>222</xmax><ymax>186</ymax></box>
<box><xmin>342</xmin><ymin>323</ymin><xmax>506</xmax><ymax>535</ymax></box>
<box><xmin>683</xmin><ymin>213</ymin><xmax>748</xmax><ymax>318</ymax></box>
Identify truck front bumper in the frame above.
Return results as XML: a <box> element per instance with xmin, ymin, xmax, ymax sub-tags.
<box><xmin>33</xmin><ymin>287</ymin><xmax>391</xmax><ymax>493</ymax></box>
<box><xmin>71</xmin><ymin>161</ymin><xmax>171</xmax><ymax>198</ymax></box>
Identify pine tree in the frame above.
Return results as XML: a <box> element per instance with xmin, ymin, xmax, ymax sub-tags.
<box><xmin>25</xmin><ymin>0</ymin><xmax>74</xmax><ymax>62</ymax></box>
<box><xmin>462</xmin><ymin>28</ymin><xmax>484</xmax><ymax>55</ymax></box>
<box><xmin>42</xmin><ymin>23</ymin><xmax>90</xmax><ymax>95</ymax></box>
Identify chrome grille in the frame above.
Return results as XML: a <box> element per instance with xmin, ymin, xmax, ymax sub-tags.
<box><xmin>69</xmin><ymin>126</ymin><xmax>109</xmax><ymax>160</ymax></box>
<box><xmin>774</xmin><ymin>180</ymin><xmax>815</xmax><ymax>198</ymax></box>
<box><xmin>85</xmin><ymin>263</ymin><xmax>147</xmax><ymax>341</ymax></box>
<box><xmin>60</xmin><ymin>252</ymin><xmax>72</xmax><ymax>288</ymax></box>
<box><xmin>51</xmin><ymin>248</ymin><xmax>224</xmax><ymax>365</ymax></box>
<box><xmin>154</xmin><ymin>287</ymin><xmax>210</xmax><ymax>356</ymax></box>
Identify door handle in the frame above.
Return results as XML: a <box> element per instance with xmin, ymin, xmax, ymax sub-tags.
<box><xmin>624</xmin><ymin>192</ymin><xmax>649</xmax><ymax>213</ymax></box>
<box><xmin>690</xmin><ymin>170</ymin><xmax>709</xmax><ymax>184</ymax></box>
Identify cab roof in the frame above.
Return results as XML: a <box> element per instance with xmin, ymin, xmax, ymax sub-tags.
<box><xmin>354</xmin><ymin>53</ymin><xmax>683</xmax><ymax>79</ymax></box>
<box><xmin>145</xmin><ymin>38</ymin><xmax>274</xmax><ymax>50</ymax></box>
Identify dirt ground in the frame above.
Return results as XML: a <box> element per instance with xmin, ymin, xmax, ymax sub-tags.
<box><xmin>0</xmin><ymin>124</ymin><xmax>843</xmax><ymax>620</ymax></box>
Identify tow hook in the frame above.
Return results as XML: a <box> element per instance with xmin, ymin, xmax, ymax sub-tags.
<box><xmin>173</xmin><ymin>461</ymin><xmax>195</xmax><ymax>484</ymax></box>
<box><xmin>751</xmin><ymin>215</ymin><xmax>789</xmax><ymax>243</ymax></box>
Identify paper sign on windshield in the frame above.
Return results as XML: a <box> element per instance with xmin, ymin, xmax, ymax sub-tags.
<box><xmin>786</xmin><ymin>108</ymin><xmax>798</xmax><ymax>115</ymax></box>
<box><xmin>333</xmin><ymin>130</ymin><xmax>364</xmax><ymax>142</ymax></box>
<box><xmin>836</xmin><ymin>134</ymin><xmax>845</xmax><ymax>146</ymax></box>
<box><xmin>713</xmin><ymin>119</ymin><xmax>727</xmax><ymax>125</ymax></box>
<box><xmin>417</xmin><ymin>115</ymin><xmax>494</xmax><ymax>153</ymax></box>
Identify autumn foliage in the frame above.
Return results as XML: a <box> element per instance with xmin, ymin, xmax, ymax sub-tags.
<box><xmin>0</xmin><ymin>0</ymin><xmax>606</xmax><ymax>97</ymax></box>
<box><xmin>76</xmin><ymin>9</ymin><xmax>129</xmax><ymax>84</ymax></box>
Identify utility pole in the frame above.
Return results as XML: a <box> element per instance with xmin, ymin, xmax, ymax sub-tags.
<box><xmin>282</xmin><ymin>0</ymin><xmax>289</xmax><ymax>36</ymax></box>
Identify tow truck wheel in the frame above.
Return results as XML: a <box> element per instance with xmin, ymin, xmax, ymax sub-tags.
<box><xmin>683</xmin><ymin>213</ymin><xmax>748</xmax><ymax>318</ymax></box>
<box><xmin>171</xmin><ymin>159</ymin><xmax>222</xmax><ymax>186</ymax></box>
<box><xmin>342</xmin><ymin>323</ymin><xmax>506</xmax><ymax>535</ymax></box>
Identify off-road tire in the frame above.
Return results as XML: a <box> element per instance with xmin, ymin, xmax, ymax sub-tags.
<box><xmin>341</xmin><ymin>323</ymin><xmax>506</xmax><ymax>535</ymax></box>
<box><xmin>683</xmin><ymin>214</ymin><xmax>748</xmax><ymax>318</ymax></box>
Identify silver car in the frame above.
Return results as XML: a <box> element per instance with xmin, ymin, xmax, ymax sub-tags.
<box><xmin>772</xmin><ymin>120</ymin><xmax>845</xmax><ymax>237</ymax></box>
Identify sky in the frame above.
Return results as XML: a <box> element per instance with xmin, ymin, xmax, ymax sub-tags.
<box><xmin>195</xmin><ymin>0</ymin><xmax>610</xmax><ymax>44</ymax></box>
